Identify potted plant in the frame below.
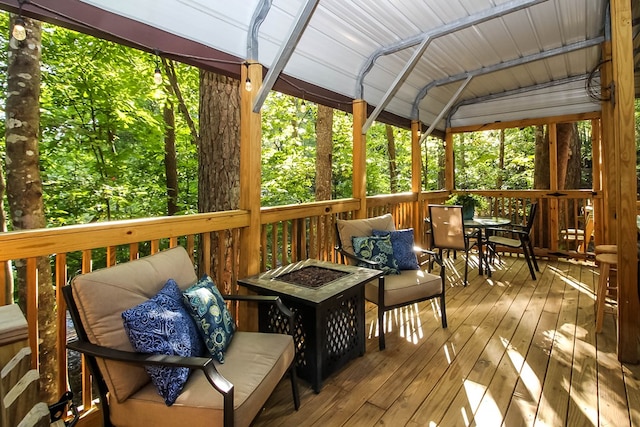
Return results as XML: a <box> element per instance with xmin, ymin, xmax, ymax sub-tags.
<box><xmin>446</xmin><ymin>193</ymin><xmax>486</xmax><ymax>220</ymax></box>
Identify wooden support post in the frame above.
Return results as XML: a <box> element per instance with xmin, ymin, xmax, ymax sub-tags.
<box><xmin>352</xmin><ymin>100</ymin><xmax>367</xmax><ymax>219</ymax></box>
<box><xmin>239</xmin><ymin>61</ymin><xmax>263</xmax><ymax>330</ymax></box>
<box><xmin>444</xmin><ymin>129</ymin><xmax>454</xmax><ymax>191</ymax></box>
<box><xmin>610</xmin><ymin>0</ymin><xmax>639</xmax><ymax>363</ymax></box>
<box><xmin>548</xmin><ymin>123</ymin><xmax>559</xmax><ymax>253</ymax></box>
<box><xmin>411</xmin><ymin>120</ymin><xmax>423</xmax><ymax>235</ymax></box>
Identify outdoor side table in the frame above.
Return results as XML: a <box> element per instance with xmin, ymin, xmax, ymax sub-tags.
<box><xmin>238</xmin><ymin>259</ymin><xmax>382</xmax><ymax>393</ymax></box>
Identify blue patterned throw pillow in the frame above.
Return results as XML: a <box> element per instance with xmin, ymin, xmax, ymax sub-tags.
<box><xmin>121</xmin><ymin>279</ymin><xmax>204</xmax><ymax>406</ymax></box>
<box><xmin>352</xmin><ymin>234</ymin><xmax>400</xmax><ymax>275</ymax></box>
<box><xmin>373</xmin><ymin>228</ymin><xmax>420</xmax><ymax>270</ymax></box>
<box><xmin>182</xmin><ymin>275</ymin><xmax>235</xmax><ymax>363</ymax></box>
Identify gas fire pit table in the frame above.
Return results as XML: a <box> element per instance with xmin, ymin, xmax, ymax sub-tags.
<box><xmin>238</xmin><ymin>259</ymin><xmax>382</xmax><ymax>392</ymax></box>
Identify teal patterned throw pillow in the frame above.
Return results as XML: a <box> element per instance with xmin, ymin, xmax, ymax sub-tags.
<box><xmin>352</xmin><ymin>234</ymin><xmax>400</xmax><ymax>275</ymax></box>
<box><xmin>182</xmin><ymin>275</ymin><xmax>235</xmax><ymax>363</ymax></box>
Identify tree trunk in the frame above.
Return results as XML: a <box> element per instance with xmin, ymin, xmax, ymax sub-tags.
<box><xmin>437</xmin><ymin>139</ymin><xmax>445</xmax><ymax>190</ymax></box>
<box><xmin>557</xmin><ymin>122</ymin><xmax>582</xmax><ymax>190</ymax></box>
<box><xmin>385</xmin><ymin>125</ymin><xmax>397</xmax><ymax>193</ymax></box>
<box><xmin>315</xmin><ymin>105</ymin><xmax>333</xmax><ymax>201</ymax></box>
<box><xmin>5</xmin><ymin>16</ymin><xmax>58</xmax><ymax>402</ymax></box>
<box><xmin>163</xmin><ymin>100</ymin><xmax>178</xmax><ymax>215</ymax></box>
<box><xmin>533</xmin><ymin>125</ymin><xmax>550</xmax><ymax>248</ymax></box>
<box><xmin>533</xmin><ymin>125</ymin><xmax>550</xmax><ymax>189</ymax></box>
<box><xmin>198</xmin><ymin>71</ymin><xmax>240</xmax><ymax>293</ymax></box>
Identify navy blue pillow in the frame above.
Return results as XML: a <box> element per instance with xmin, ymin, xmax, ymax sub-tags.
<box><xmin>122</xmin><ymin>279</ymin><xmax>204</xmax><ymax>406</ymax></box>
<box><xmin>352</xmin><ymin>234</ymin><xmax>400</xmax><ymax>275</ymax></box>
<box><xmin>182</xmin><ymin>275</ymin><xmax>235</xmax><ymax>363</ymax></box>
<box><xmin>373</xmin><ymin>228</ymin><xmax>420</xmax><ymax>270</ymax></box>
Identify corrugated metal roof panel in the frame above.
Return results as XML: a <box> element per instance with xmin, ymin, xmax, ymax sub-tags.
<box><xmin>60</xmin><ymin>0</ymin><xmax>609</xmax><ymax>131</ymax></box>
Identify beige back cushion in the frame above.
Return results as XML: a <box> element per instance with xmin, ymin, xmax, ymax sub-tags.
<box><xmin>336</xmin><ymin>214</ymin><xmax>396</xmax><ymax>263</ymax></box>
<box><xmin>71</xmin><ymin>246</ymin><xmax>198</xmax><ymax>403</ymax></box>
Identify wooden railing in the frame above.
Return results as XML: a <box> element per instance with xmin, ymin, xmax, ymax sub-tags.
<box><xmin>0</xmin><ymin>189</ymin><xmax>599</xmax><ymax>425</ymax></box>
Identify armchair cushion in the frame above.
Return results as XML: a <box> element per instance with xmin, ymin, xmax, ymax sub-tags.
<box><xmin>373</xmin><ymin>228</ymin><xmax>419</xmax><ymax>270</ymax></box>
<box><xmin>352</xmin><ymin>234</ymin><xmax>400</xmax><ymax>275</ymax></box>
<box><xmin>365</xmin><ymin>269</ymin><xmax>443</xmax><ymax>307</ymax></box>
<box><xmin>122</xmin><ymin>279</ymin><xmax>204</xmax><ymax>405</ymax></box>
<box><xmin>107</xmin><ymin>331</ymin><xmax>295</xmax><ymax>427</ymax></box>
<box><xmin>71</xmin><ymin>246</ymin><xmax>199</xmax><ymax>403</ymax></box>
<box><xmin>336</xmin><ymin>214</ymin><xmax>395</xmax><ymax>262</ymax></box>
<box><xmin>182</xmin><ymin>275</ymin><xmax>236</xmax><ymax>363</ymax></box>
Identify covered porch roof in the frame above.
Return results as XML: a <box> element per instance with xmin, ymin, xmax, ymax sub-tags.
<box><xmin>0</xmin><ymin>0</ymin><xmax>613</xmax><ymax>134</ymax></box>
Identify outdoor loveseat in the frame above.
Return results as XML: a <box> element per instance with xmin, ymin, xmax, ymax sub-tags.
<box><xmin>63</xmin><ymin>246</ymin><xmax>299</xmax><ymax>427</ymax></box>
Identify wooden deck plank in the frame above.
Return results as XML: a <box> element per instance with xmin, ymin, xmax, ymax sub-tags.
<box><xmin>566</xmin><ymin>260</ymin><xmax>599</xmax><ymax>426</ymax></box>
<box><xmin>534</xmin><ymin>260</ymin><xmax>580</xmax><ymax>426</ymax></box>
<box><xmin>478</xmin><ymin>260</ymin><xmax>556</xmax><ymax>426</ymax></box>
<box><xmin>252</xmin><ymin>257</ymin><xmax>637</xmax><ymax>427</ymax></box>
<box><xmin>501</xmin><ymin>259</ymin><xmax>567</xmax><ymax>426</ymax></box>
<box><xmin>597</xmin><ymin>291</ymin><xmax>631</xmax><ymax>427</ymax></box>
<box><xmin>388</xmin><ymin>264</ymin><xmax>518</xmax><ymax>424</ymax></box>
<box><xmin>368</xmin><ymin>280</ymin><xmax>511</xmax><ymax>424</ymax></box>
<box><xmin>438</xmin><ymin>259</ymin><xmax>532</xmax><ymax>426</ymax></box>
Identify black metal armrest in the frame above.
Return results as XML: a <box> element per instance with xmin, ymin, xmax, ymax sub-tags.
<box><xmin>335</xmin><ymin>246</ymin><xmax>383</xmax><ymax>269</ymax></box>
<box><xmin>66</xmin><ymin>340</ymin><xmax>233</xmax><ymax>395</ymax></box>
<box><xmin>222</xmin><ymin>294</ymin><xmax>295</xmax><ymax>335</ymax></box>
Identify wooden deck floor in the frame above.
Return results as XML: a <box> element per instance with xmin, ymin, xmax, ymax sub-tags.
<box><xmin>253</xmin><ymin>254</ymin><xmax>640</xmax><ymax>427</ymax></box>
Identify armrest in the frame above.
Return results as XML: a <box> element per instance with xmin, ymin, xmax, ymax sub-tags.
<box><xmin>222</xmin><ymin>294</ymin><xmax>295</xmax><ymax>337</ymax></box>
<box><xmin>66</xmin><ymin>340</ymin><xmax>233</xmax><ymax>396</ymax></box>
<box><xmin>335</xmin><ymin>246</ymin><xmax>383</xmax><ymax>269</ymax></box>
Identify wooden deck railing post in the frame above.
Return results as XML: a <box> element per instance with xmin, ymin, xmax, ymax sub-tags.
<box><xmin>610</xmin><ymin>0</ymin><xmax>639</xmax><ymax>363</ymax></box>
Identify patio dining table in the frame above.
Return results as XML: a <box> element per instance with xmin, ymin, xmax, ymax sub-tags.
<box><xmin>464</xmin><ymin>216</ymin><xmax>511</xmax><ymax>275</ymax></box>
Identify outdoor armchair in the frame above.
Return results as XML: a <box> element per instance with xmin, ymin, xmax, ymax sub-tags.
<box><xmin>335</xmin><ymin>213</ymin><xmax>447</xmax><ymax>350</ymax></box>
<box><xmin>63</xmin><ymin>246</ymin><xmax>299</xmax><ymax>427</ymax></box>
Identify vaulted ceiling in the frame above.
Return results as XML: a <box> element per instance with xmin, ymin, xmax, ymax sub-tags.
<box><xmin>0</xmin><ymin>0</ymin><xmax>619</xmax><ymax>134</ymax></box>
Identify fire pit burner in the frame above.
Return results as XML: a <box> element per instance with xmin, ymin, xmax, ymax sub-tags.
<box><xmin>276</xmin><ymin>266</ymin><xmax>349</xmax><ymax>288</ymax></box>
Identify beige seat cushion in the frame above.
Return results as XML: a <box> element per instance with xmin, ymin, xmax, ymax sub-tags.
<box><xmin>336</xmin><ymin>214</ymin><xmax>395</xmax><ymax>263</ymax></box>
<box><xmin>71</xmin><ymin>246</ymin><xmax>198</xmax><ymax>402</ymax></box>
<box><xmin>108</xmin><ymin>332</ymin><xmax>295</xmax><ymax>427</ymax></box>
<box><xmin>365</xmin><ymin>269</ymin><xmax>442</xmax><ymax>307</ymax></box>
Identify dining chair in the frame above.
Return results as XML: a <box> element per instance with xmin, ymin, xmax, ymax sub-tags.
<box><xmin>428</xmin><ymin>204</ymin><xmax>480</xmax><ymax>286</ymax></box>
<box><xmin>486</xmin><ymin>202</ymin><xmax>539</xmax><ymax>280</ymax></box>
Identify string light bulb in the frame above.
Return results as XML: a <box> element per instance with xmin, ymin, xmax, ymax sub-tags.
<box><xmin>12</xmin><ymin>0</ymin><xmax>27</xmax><ymax>41</ymax></box>
<box><xmin>244</xmin><ymin>62</ymin><xmax>252</xmax><ymax>92</ymax></box>
<box><xmin>153</xmin><ymin>49</ymin><xmax>162</xmax><ymax>85</ymax></box>
<box><xmin>153</xmin><ymin>66</ymin><xmax>162</xmax><ymax>85</ymax></box>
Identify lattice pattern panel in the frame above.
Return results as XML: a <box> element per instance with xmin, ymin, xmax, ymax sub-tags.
<box><xmin>265</xmin><ymin>304</ymin><xmax>307</xmax><ymax>369</ymax></box>
<box><xmin>325</xmin><ymin>293</ymin><xmax>361</xmax><ymax>367</ymax></box>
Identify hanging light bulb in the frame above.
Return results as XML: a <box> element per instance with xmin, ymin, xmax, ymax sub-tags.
<box><xmin>152</xmin><ymin>49</ymin><xmax>163</xmax><ymax>85</ymax></box>
<box><xmin>12</xmin><ymin>16</ymin><xmax>26</xmax><ymax>41</ymax></box>
<box><xmin>12</xmin><ymin>0</ymin><xmax>27</xmax><ymax>41</ymax></box>
<box><xmin>244</xmin><ymin>62</ymin><xmax>252</xmax><ymax>91</ymax></box>
<box><xmin>153</xmin><ymin>66</ymin><xmax>163</xmax><ymax>85</ymax></box>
